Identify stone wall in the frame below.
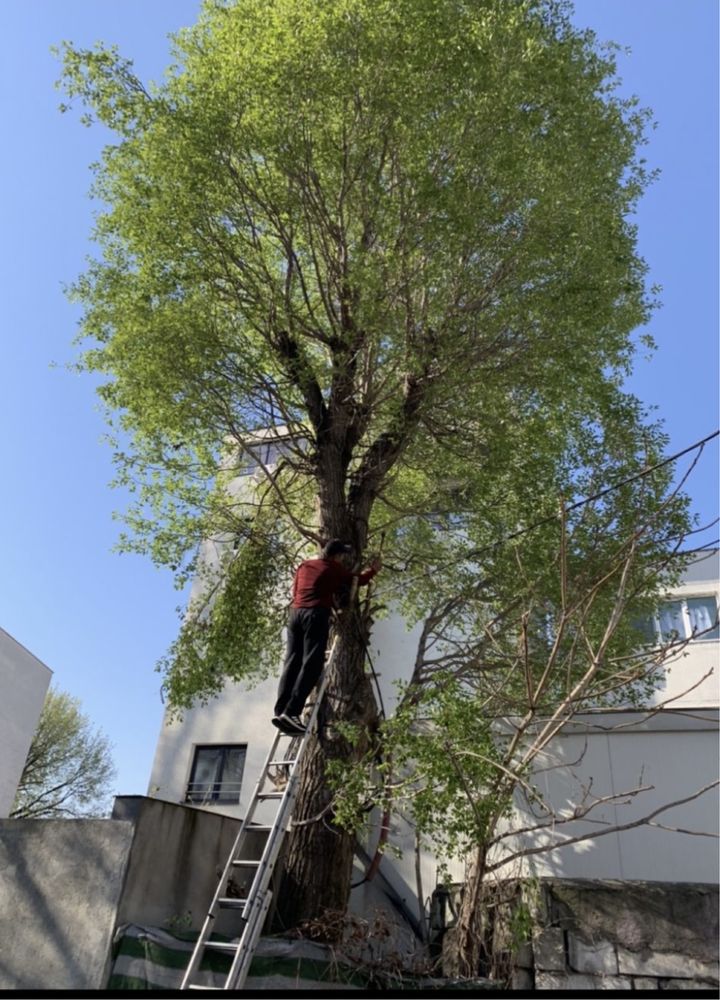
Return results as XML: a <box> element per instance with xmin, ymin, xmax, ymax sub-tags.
<box><xmin>511</xmin><ymin>880</ymin><xmax>719</xmax><ymax>991</ymax></box>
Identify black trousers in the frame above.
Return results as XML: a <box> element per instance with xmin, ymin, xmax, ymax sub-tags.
<box><xmin>274</xmin><ymin>607</ymin><xmax>331</xmax><ymax>716</ymax></box>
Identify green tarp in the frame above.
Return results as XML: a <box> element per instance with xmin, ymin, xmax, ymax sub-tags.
<box><xmin>108</xmin><ymin>924</ymin><xmax>496</xmax><ymax>992</ymax></box>
<box><xmin>109</xmin><ymin>924</ymin><xmax>368</xmax><ymax>991</ymax></box>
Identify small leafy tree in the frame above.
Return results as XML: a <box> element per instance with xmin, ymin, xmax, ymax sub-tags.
<box><xmin>11</xmin><ymin>688</ymin><xmax>116</xmax><ymax>819</ymax></box>
<box><xmin>330</xmin><ymin>453</ymin><xmax>716</xmax><ymax>977</ymax></box>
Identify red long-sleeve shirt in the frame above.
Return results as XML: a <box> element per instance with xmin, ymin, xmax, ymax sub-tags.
<box><xmin>291</xmin><ymin>558</ymin><xmax>378</xmax><ymax>608</ymax></box>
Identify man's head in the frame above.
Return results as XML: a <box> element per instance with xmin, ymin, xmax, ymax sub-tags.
<box><xmin>322</xmin><ymin>539</ymin><xmax>353</xmax><ymax>562</ymax></box>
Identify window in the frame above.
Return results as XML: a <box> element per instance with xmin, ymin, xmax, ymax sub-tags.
<box><xmin>185</xmin><ymin>745</ymin><xmax>246</xmax><ymax>804</ymax></box>
<box><xmin>236</xmin><ymin>436</ymin><xmax>307</xmax><ymax>476</ymax></box>
<box><xmin>650</xmin><ymin>595</ymin><xmax>719</xmax><ymax>644</ymax></box>
<box><xmin>686</xmin><ymin>597</ymin><xmax>720</xmax><ymax>640</ymax></box>
<box><xmin>237</xmin><ymin>443</ymin><xmax>281</xmax><ymax>476</ymax></box>
<box><xmin>657</xmin><ymin>600</ymin><xmax>685</xmax><ymax>643</ymax></box>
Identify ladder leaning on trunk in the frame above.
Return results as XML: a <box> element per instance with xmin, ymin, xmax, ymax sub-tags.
<box><xmin>179</xmin><ymin>634</ymin><xmax>339</xmax><ymax>992</ymax></box>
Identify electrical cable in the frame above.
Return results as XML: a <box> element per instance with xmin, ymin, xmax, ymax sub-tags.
<box><xmin>347</xmin><ymin>429</ymin><xmax>718</xmax><ymax>887</ymax></box>
<box><xmin>467</xmin><ymin>428</ymin><xmax>719</xmax><ymax>559</ymax></box>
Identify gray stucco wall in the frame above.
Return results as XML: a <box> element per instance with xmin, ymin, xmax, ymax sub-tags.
<box><xmin>112</xmin><ymin>796</ymin><xmax>243</xmax><ymax>934</ymax></box>
<box><xmin>0</xmin><ymin>798</ymin><xmax>244</xmax><ymax>990</ymax></box>
<box><xmin>0</xmin><ymin>818</ymin><xmax>134</xmax><ymax>989</ymax></box>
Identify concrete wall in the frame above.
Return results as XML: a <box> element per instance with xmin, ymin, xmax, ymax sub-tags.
<box><xmin>505</xmin><ymin>709</ymin><xmax>719</xmax><ymax>883</ymax></box>
<box><xmin>112</xmin><ymin>796</ymin><xmax>243</xmax><ymax>934</ymax></box>
<box><xmin>0</xmin><ymin>798</ymin><xmax>248</xmax><ymax>990</ymax></box>
<box><xmin>0</xmin><ymin>628</ymin><xmax>52</xmax><ymax>817</ymax></box>
<box><xmin>0</xmin><ymin>818</ymin><xmax>134</xmax><ymax>989</ymax></box>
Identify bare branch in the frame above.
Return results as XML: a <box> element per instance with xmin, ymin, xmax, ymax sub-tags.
<box><xmin>486</xmin><ymin>779</ymin><xmax>720</xmax><ymax>873</ymax></box>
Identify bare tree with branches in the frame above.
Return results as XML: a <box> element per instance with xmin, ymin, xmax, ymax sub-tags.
<box><xmin>331</xmin><ymin>462</ymin><xmax>718</xmax><ymax>977</ymax></box>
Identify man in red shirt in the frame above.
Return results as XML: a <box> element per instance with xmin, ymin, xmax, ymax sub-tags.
<box><xmin>272</xmin><ymin>539</ymin><xmax>381</xmax><ymax>735</ymax></box>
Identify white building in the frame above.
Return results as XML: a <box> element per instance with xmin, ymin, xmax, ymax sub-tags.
<box><xmin>507</xmin><ymin>547</ymin><xmax>719</xmax><ymax>884</ymax></box>
<box><xmin>0</xmin><ymin>628</ymin><xmax>52</xmax><ymax>818</ymax></box>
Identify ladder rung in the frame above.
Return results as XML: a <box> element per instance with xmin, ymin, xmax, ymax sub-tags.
<box><xmin>257</xmin><ymin>791</ymin><xmax>283</xmax><ymax>799</ymax></box>
<box><xmin>188</xmin><ymin>986</ymin><xmax>221</xmax><ymax>991</ymax></box>
<box><xmin>204</xmin><ymin>940</ymin><xmax>239</xmax><ymax>954</ymax></box>
<box><xmin>231</xmin><ymin>859</ymin><xmax>260</xmax><ymax>867</ymax></box>
<box><xmin>268</xmin><ymin>758</ymin><xmax>297</xmax><ymax>767</ymax></box>
<box><xmin>218</xmin><ymin>897</ymin><xmax>248</xmax><ymax>909</ymax></box>
<box><xmin>248</xmin><ymin>824</ymin><xmax>272</xmax><ymax>832</ymax></box>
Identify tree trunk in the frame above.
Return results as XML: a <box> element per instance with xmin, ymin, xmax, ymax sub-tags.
<box><xmin>275</xmin><ymin>598</ymin><xmax>379</xmax><ymax>932</ymax></box>
<box><xmin>454</xmin><ymin>847</ymin><xmax>489</xmax><ymax>978</ymax></box>
<box><xmin>272</xmin><ymin>428</ymin><xmax>385</xmax><ymax>931</ymax></box>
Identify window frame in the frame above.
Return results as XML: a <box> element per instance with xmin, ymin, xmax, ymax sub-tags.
<box><xmin>184</xmin><ymin>743</ymin><xmax>247</xmax><ymax>805</ymax></box>
<box><xmin>652</xmin><ymin>594</ymin><xmax>719</xmax><ymax>644</ymax></box>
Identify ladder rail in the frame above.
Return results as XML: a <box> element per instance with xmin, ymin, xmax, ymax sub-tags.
<box><xmin>225</xmin><ymin>888</ymin><xmax>273</xmax><ymax>990</ymax></box>
<box><xmin>179</xmin><ymin>725</ymin><xmax>286</xmax><ymax>988</ymax></box>
<box><xmin>181</xmin><ymin>633</ymin><xmax>339</xmax><ymax>991</ymax></box>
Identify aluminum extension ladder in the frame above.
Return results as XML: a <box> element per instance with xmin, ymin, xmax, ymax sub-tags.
<box><xmin>179</xmin><ymin>635</ymin><xmax>338</xmax><ymax>992</ymax></box>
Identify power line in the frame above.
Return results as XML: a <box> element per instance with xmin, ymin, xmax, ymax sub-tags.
<box><xmin>470</xmin><ymin>429</ymin><xmax>719</xmax><ymax>558</ymax></box>
<box><xmin>565</xmin><ymin>428</ymin><xmax>718</xmax><ymax>514</ymax></box>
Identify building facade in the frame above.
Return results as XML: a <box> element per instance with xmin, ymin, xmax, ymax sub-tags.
<box><xmin>507</xmin><ymin>549</ymin><xmax>719</xmax><ymax>884</ymax></box>
<box><xmin>0</xmin><ymin>627</ymin><xmax>52</xmax><ymax>818</ymax></box>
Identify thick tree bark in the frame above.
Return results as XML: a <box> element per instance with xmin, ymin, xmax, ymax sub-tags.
<box><xmin>271</xmin><ymin>323</ymin><xmax>430</xmax><ymax>932</ymax></box>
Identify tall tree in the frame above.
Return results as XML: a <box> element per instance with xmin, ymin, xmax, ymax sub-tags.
<box><xmin>58</xmin><ymin>0</ymin><xmax>682</xmax><ymax>924</ymax></box>
<box><xmin>12</xmin><ymin>687</ymin><xmax>116</xmax><ymax>819</ymax></box>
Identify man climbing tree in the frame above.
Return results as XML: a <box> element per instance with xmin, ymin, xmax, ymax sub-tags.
<box><xmin>58</xmin><ymin>0</ymin><xmax>690</xmax><ymax>930</ymax></box>
<box><xmin>273</xmin><ymin>539</ymin><xmax>381</xmax><ymax>734</ymax></box>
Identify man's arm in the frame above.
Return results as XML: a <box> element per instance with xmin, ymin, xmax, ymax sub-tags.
<box><xmin>355</xmin><ymin>557</ymin><xmax>382</xmax><ymax>586</ymax></box>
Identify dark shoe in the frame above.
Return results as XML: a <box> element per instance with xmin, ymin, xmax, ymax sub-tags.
<box><xmin>276</xmin><ymin>713</ymin><xmax>306</xmax><ymax>735</ymax></box>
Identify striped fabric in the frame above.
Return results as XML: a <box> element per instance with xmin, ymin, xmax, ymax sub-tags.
<box><xmin>108</xmin><ymin>923</ymin><xmax>490</xmax><ymax>992</ymax></box>
<box><xmin>108</xmin><ymin>924</ymin><xmax>365</xmax><ymax>991</ymax></box>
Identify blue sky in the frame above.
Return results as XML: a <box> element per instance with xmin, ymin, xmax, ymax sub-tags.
<box><xmin>1</xmin><ymin>0</ymin><xmax>717</xmax><ymax>800</ymax></box>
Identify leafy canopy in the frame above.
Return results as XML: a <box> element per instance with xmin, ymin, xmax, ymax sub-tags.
<box><xmin>12</xmin><ymin>687</ymin><xmax>116</xmax><ymax>819</ymax></box>
<box><xmin>57</xmin><ymin>0</ymin><xmax>682</xmax><ymax>710</ymax></box>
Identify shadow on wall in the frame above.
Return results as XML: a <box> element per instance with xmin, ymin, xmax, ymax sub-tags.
<box><xmin>0</xmin><ymin>817</ymin><xmax>134</xmax><ymax>990</ymax></box>
<box><xmin>0</xmin><ymin>797</ymin><xmax>245</xmax><ymax>991</ymax></box>
<box><xmin>498</xmin><ymin>712</ymin><xmax>719</xmax><ymax>883</ymax></box>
